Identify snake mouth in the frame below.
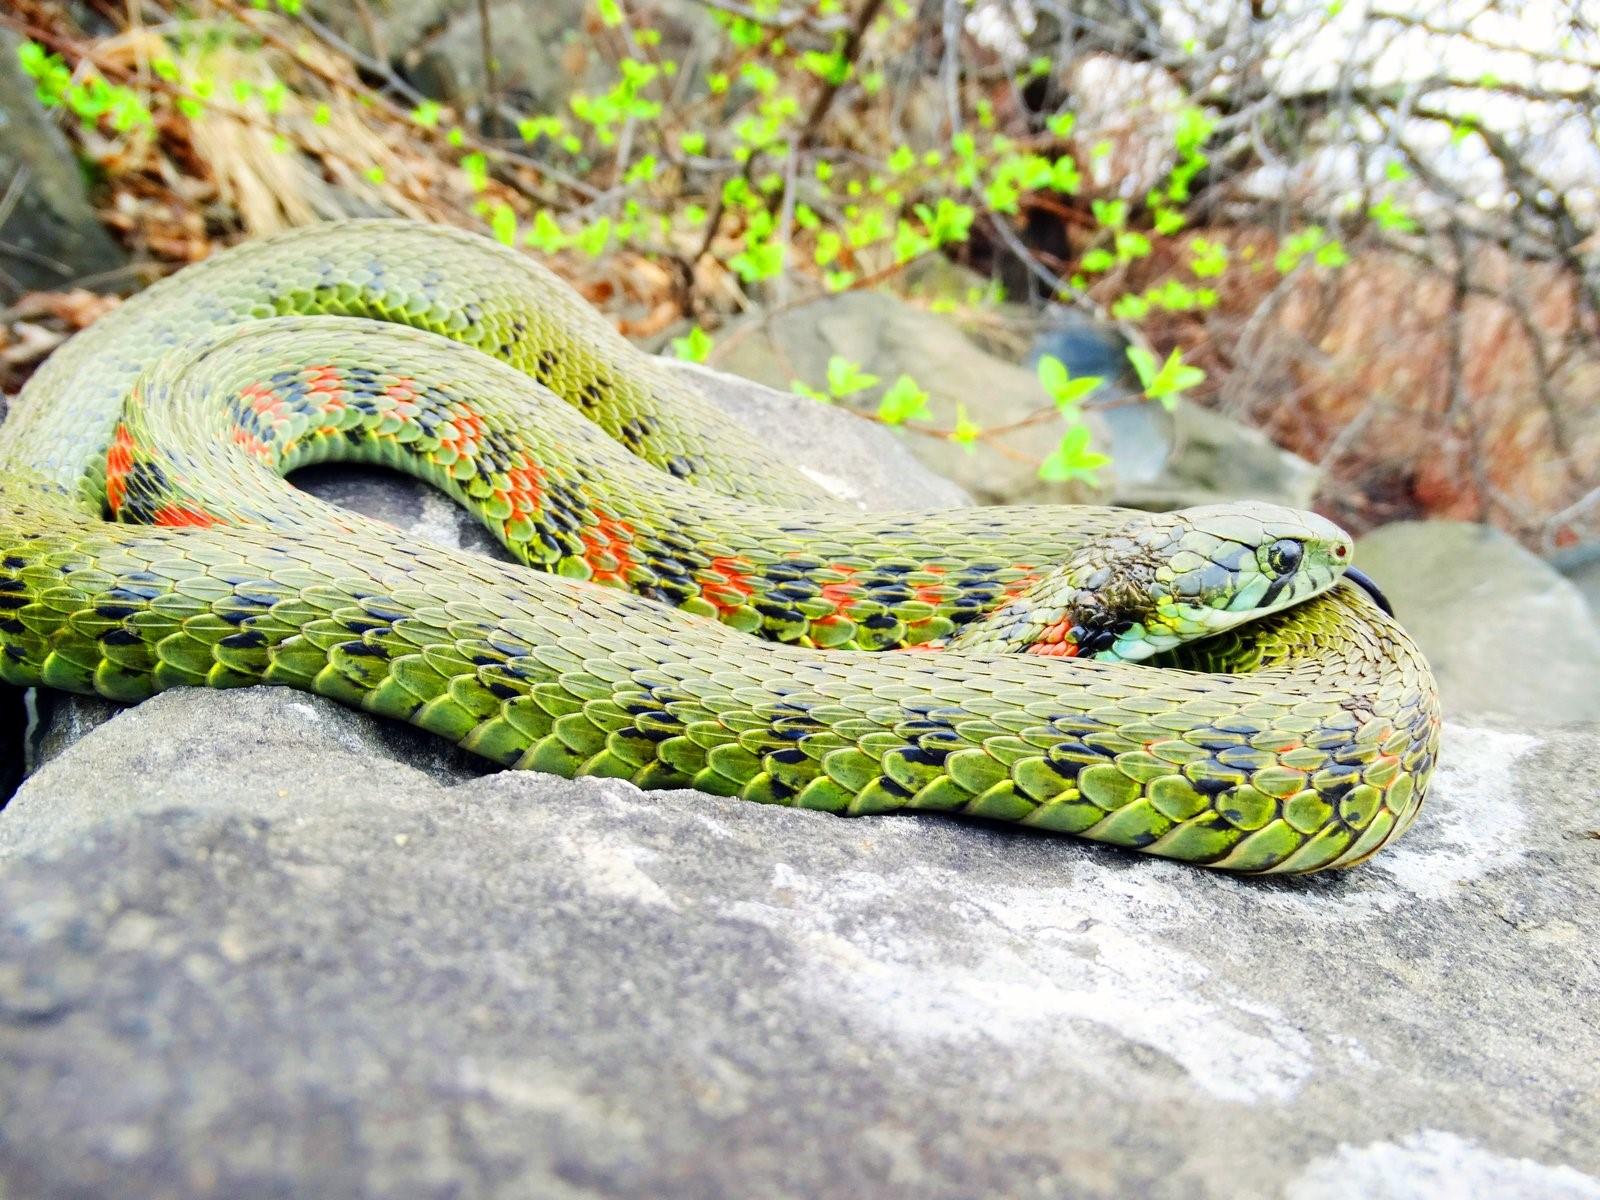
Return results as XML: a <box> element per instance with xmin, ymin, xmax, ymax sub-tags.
<box><xmin>1343</xmin><ymin>566</ymin><xmax>1394</xmax><ymax>617</ymax></box>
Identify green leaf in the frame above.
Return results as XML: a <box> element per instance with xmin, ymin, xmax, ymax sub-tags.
<box><xmin>1047</xmin><ymin>111</ymin><xmax>1077</xmax><ymax>137</ymax></box>
<box><xmin>461</xmin><ymin>152</ymin><xmax>490</xmax><ymax>192</ymax></box>
<box><xmin>877</xmin><ymin>375</ymin><xmax>932</xmax><ymax>424</ymax></box>
<box><xmin>670</xmin><ymin>326</ymin><xmax>714</xmax><ymax>363</ymax></box>
<box><xmin>1038</xmin><ymin>423</ymin><xmax>1111</xmax><ymax>483</ymax></box>
<box><xmin>893</xmin><ymin>220</ymin><xmax>933</xmax><ymax>264</ymax></box>
<box><xmin>525</xmin><ymin>209</ymin><xmax>567</xmax><ymax>252</ymax></box>
<box><xmin>1129</xmin><ymin>346</ymin><xmax>1204</xmax><ymax>409</ymax></box>
<box><xmin>489</xmin><ymin>204</ymin><xmax>517</xmax><ymax>246</ymax></box>
<box><xmin>1315</xmin><ymin>240</ymin><xmax>1349</xmax><ymax>268</ymax></box>
<box><xmin>1115</xmin><ymin>231</ymin><xmax>1151</xmax><ymax>260</ymax></box>
<box><xmin>729</xmin><ymin>237</ymin><xmax>785</xmax><ymax>282</ymax></box>
<box><xmin>574</xmin><ymin>217</ymin><xmax>613</xmax><ymax>257</ymax></box>
<box><xmin>1152</xmin><ymin>207</ymin><xmax>1186</xmax><ymax>235</ymax></box>
<box><xmin>1091</xmin><ymin>198</ymin><xmax>1127</xmax><ymax>230</ymax></box>
<box><xmin>1036</xmin><ymin>356</ymin><xmax>1104</xmax><ymax>412</ymax></box>
<box><xmin>595</xmin><ymin>0</ymin><xmax>623</xmax><ymax>26</ymax></box>
<box><xmin>679</xmin><ymin>130</ymin><xmax>706</xmax><ymax>155</ymax></box>
<box><xmin>1049</xmin><ymin>155</ymin><xmax>1080</xmax><ymax>194</ymax></box>
<box><xmin>950</xmin><ymin>404</ymin><xmax>982</xmax><ymax>450</ymax></box>
<box><xmin>1080</xmin><ymin>248</ymin><xmax>1115</xmax><ymax>273</ymax></box>
<box><xmin>1110</xmin><ymin>293</ymin><xmax>1149</xmax><ymax>320</ymax></box>
<box><xmin>1369</xmin><ymin>195</ymin><xmax>1418</xmax><ymax>234</ymax></box>
<box><xmin>624</xmin><ymin>154</ymin><xmax>659</xmax><ymax>185</ymax></box>
<box><xmin>826</xmin><ymin>356</ymin><xmax>879</xmax><ymax>399</ymax></box>
<box><xmin>1188</xmin><ymin>237</ymin><xmax>1229</xmax><ymax>277</ymax></box>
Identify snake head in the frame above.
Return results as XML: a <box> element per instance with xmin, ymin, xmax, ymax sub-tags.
<box><xmin>947</xmin><ymin>502</ymin><xmax>1354</xmax><ymax>661</ymax></box>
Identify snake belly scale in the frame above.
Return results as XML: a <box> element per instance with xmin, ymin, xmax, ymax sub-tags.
<box><xmin>0</xmin><ymin>220</ymin><xmax>1440</xmax><ymax>873</ymax></box>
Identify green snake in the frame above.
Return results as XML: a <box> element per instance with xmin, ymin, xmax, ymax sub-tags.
<box><xmin>0</xmin><ymin>220</ymin><xmax>1439</xmax><ymax>873</ymax></box>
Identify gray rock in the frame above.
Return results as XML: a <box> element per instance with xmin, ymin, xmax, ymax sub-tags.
<box><xmin>660</xmin><ymin>357</ymin><xmax>971</xmax><ymax>510</ymax></box>
<box><xmin>1355</xmin><ymin>520</ymin><xmax>1600</xmax><ymax>723</ymax></box>
<box><xmin>1108</xmin><ymin>397</ymin><xmax>1320</xmax><ymax>512</ymax></box>
<box><xmin>1555</xmin><ymin>542</ymin><xmax>1600</xmax><ymax>622</ymax></box>
<box><xmin>0</xmin><ymin>29</ymin><xmax>130</xmax><ymax>298</ymax></box>
<box><xmin>1</xmin><ymin>688</ymin><xmax>1596</xmax><ymax>1199</ymax></box>
<box><xmin>713</xmin><ymin>290</ymin><xmax>1317</xmax><ymax>513</ymax></box>
<box><xmin>713</xmin><ymin>291</ymin><xmax>1106</xmax><ymax>506</ymax></box>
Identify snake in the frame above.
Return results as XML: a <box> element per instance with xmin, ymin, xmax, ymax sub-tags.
<box><xmin>0</xmin><ymin>220</ymin><xmax>1440</xmax><ymax>873</ymax></box>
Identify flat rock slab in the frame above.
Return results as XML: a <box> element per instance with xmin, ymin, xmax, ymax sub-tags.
<box><xmin>1355</xmin><ymin>521</ymin><xmax>1600</xmax><ymax>724</ymax></box>
<box><xmin>2</xmin><ymin>686</ymin><xmax>1596</xmax><ymax>1199</ymax></box>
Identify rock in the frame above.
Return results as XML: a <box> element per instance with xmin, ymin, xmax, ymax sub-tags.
<box><xmin>1107</xmin><ymin>397</ymin><xmax>1321</xmax><ymax>512</ymax></box>
<box><xmin>1355</xmin><ymin>521</ymin><xmax>1600</xmax><ymax>723</ymax></box>
<box><xmin>0</xmin><ymin>29</ymin><xmax>130</xmax><ymax>299</ymax></box>
<box><xmin>2</xmin><ymin>691</ymin><xmax>1597</xmax><ymax>1198</ymax></box>
<box><xmin>1555</xmin><ymin>542</ymin><xmax>1600</xmax><ymax>622</ymax></box>
<box><xmin>1028</xmin><ymin>315</ymin><xmax>1319</xmax><ymax>511</ymax></box>
<box><xmin>713</xmin><ymin>291</ymin><xmax>1106</xmax><ymax>506</ymax></box>
<box><xmin>712</xmin><ymin>291</ymin><xmax>1316</xmax><ymax>513</ymax></box>
<box><xmin>661</xmin><ymin>358</ymin><xmax>970</xmax><ymax>510</ymax></box>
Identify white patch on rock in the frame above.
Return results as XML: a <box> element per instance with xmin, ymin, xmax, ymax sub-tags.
<box><xmin>1373</xmin><ymin>725</ymin><xmax>1540</xmax><ymax>898</ymax></box>
<box><xmin>1248</xmin><ymin>725</ymin><xmax>1542</xmax><ymax>920</ymax></box>
<box><xmin>798</xmin><ymin>465</ymin><xmax>868</xmax><ymax>507</ymax></box>
<box><xmin>730</xmin><ymin>856</ymin><xmax>1315</xmax><ymax>1105</ymax></box>
<box><xmin>561</xmin><ymin>834</ymin><xmax>677</xmax><ymax>911</ymax></box>
<box><xmin>414</xmin><ymin>488</ymin><xmax>477</xmax><ymax>550</ymax></box>
<box><xmin>1286</xmin><ymin>1129</ymin><xmax>1600</xmax><ymax>1200</ymax></box>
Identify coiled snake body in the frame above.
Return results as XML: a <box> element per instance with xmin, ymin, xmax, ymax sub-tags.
<box><xmin>0</xmin><ymin>221</ymin><xmax>1439</xmax><ymax>873</ymax></box>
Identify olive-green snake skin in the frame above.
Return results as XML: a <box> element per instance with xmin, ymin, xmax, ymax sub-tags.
<box><xmin>0</xmin><ymin>220</ymin><xmax>1440</xmax><ymax>873</ymax></box>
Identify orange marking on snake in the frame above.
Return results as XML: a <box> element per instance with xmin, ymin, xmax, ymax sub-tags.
<box><xmin>502</xmin><ymin>462</ymin><xmax>546</xmax><ymax>517</ymax></box>
<box><xmin>1026</xmin><ymin>617</ymin><xmax>1080</xmax><ymax>657</ymax></box>
<box><xmin>814</xmin><ymin>563</ymin><xmax>861</xmax><ymax>615</ymax></box>
<box><xmin>231</xmin><ymin>427</ymin><xmax>272</xmax><ymax>460</ymax></box>
<box><xmin>384</xmin><ymin>378</ymin><xmax>419</xmax><ymax>413</ymax></box>
<box><xmin>998</xmin><ymin>567</ymin><xmax>1045</xmax><ymax>604</ymax></box>
<box><xmin>704</xmin><ymin>554</ymin><xmax>756</xmax><ymax>613</ymax></box>
<box><xmin>240</xmin><ymin>381</ymin><xmax>285</xmax><ymax>419</ymax></box>
<box><xmin>581</xmin><ymin>510</ymin><xmax>637</xmax><ymax>586</ymax></box>
<box><xmin>152</xmin><ymin>504</ymin><xmax>218</xmax><ymax>528</ymax></box>
<box><xmin>305</xmin><ymin>364</ymin><xmax>342</xmax><ymax>395</ymax></box>
<box><xmin>104</xmin><ymin>424</ymin><xmax>135</xmax><ymax>515</ymax></box>
<box><xmin>440</xmin><ymin>403</ymin><xmax>486</xmax><ymax>457</ymax></box>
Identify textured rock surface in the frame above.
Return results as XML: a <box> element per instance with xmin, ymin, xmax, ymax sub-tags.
<box><xmin>0</xmin><ymin>29</ymin><xmax>130</xmax><ymax>298</ymax></box>
<box><xmin>713</xmin><ymin>290</ymin><xmax>1104</xmax><ymax>506</ymax></box>
<box><xmin>1356</xmin><ymin>520</ymin><xmax>1600</xmax><ymax>723</ymax></box>
<box><xmin>1556</xmin><ymin>543</ymin><xmax>1600</xmax><ymax>622</ymax></box>
<box><xmin>2</xmin><ymin>690</ymin><xmax>1597</xmax><ymax>1199</ymax></box>
<box><xmin>713</xmin><ymin>290</ymin><xmax>1316</xmax><ymax>511</ymax></box>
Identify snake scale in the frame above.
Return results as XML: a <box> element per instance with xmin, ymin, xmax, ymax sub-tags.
<box><xmin>0</xmin><ymin>220</ymin><xmax>1439</xmax><ymax>873</ymax></box>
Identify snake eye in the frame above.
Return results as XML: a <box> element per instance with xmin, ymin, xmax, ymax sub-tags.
<box><xmin>1263</xmin><ymin>539</ymin><xmax>1303</xmax><ymax>577</ymax></box>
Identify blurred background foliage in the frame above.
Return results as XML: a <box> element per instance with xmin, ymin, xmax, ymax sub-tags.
<box><xmin>1</xmin><ymin>0</ymin><xmax>1596</xmax><ymax>559</ymax></box>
